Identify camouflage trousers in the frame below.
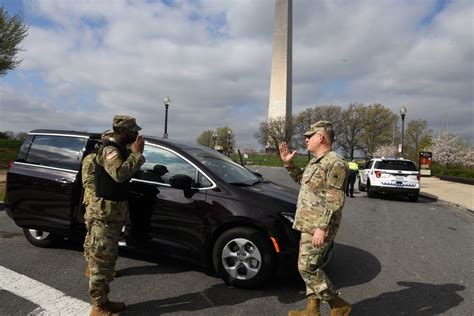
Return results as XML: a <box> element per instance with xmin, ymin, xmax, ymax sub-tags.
<box><xmin>87</xmin><ymin>219</ymin><xmax>124</xmax><ymax>305</ymax></box>
<box><xmin>298</xmin><ymin>232</ymin><xmax>337</xmax><ymax>301</ymax></box>
<box><xmin>83</xmin><ymin>218</ymin><xmax>92</xmax><ymax>261</ymax></box>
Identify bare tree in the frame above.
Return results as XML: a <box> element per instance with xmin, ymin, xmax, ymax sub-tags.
<box><xmin>0</xmin><ymin>6</ymin><xmax>29</xmax><ymax>76</ymax></box>
<box><xmin>255</xmin><ymin>116</ymin><xmax>295</xmax><ymax>153</ymax></box>
<box><xmin>294</xmin><ymin>108</ymin><xmax>319</xmax><ymax>149</ymax></box>
<box><xmin>339</xmin><ymin>103</ymin><xmax>366</xmax><ymax>159</ymax></box>
<box><xmin>294</xmin><ymin>105</ymin><xmax>343</xmax><ymax>150</ymax></box>
<box><xmin>404</xmin><ymin>119</ymin><xmax>432</xmax><ymax>163</ymax></box>
<box><xmin>196</xmin><ymin>130</ymin><xmax>215</xmax><ymax>148</ymax></box>
<box><xmin>361</xmin><ymin>104</ymin><xmax>398</xmax><ymax>154</ymax></box>
<box><xmin>216</xmin><ymin>126</ymin><xmax>235</xmax><ymax>155</ymax></box>
<box><xmin>15</xmin><ymin>131</ymin><xmax>27</xmax><ymax>140</ymax></box>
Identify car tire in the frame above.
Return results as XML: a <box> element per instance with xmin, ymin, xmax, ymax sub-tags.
<box><xmin>212</xmin><ymin>227</ymin><xmax>276</xmax><ymax>289</ymax></box>
<box><xmin>408</xmin><ymin>194</ymin><xmax>419</xmax><ymax>202</ymax></box>
<box><xmin>23</xmin><ymin>228</ymin><xmax>56</xmax><ymax>248</ymax></box>
<box><xmin>367</xmin><ymin>182</ymin><xmax>375</xmax><ymax>198</ymax></box>
<box><xmin>359</xmin><ymin>178</ymin><xmax>366</xmax><ymax>191</ymax></box>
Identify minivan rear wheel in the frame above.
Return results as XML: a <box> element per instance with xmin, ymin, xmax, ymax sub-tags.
<box><xmin>212</xmin><ymin>227</ymin><xmax>276</xmax><ymax>289</ymax></box>
<box><xmin>23</xmin><ymin>228</ymin><xmax>56</xmax><ymax>247</ymax></box>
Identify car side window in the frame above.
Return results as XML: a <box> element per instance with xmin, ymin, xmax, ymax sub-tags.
<box><xmin>139</xmin><ymin>145</ymin><xmax>211</xmax><ymax>188</ymax></box>
<box><xmin>16</xmin><ymin>135</ymin><xmax>34</xmax><ymax>162</ymax></box>
<box><xmin>26</xmin><ymin>135</ymin><xmax>87</xmax><ymax>171</ymax></box>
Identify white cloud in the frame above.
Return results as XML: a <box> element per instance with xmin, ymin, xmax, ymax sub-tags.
<box><xmin>1</xmin><ymin>0</ymin><xmax>472</xmax><ymax>148</ymax></box>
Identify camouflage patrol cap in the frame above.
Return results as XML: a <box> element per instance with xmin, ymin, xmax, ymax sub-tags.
<box><xmin>101</xmin><ymin>130</ymin><xmax>114</xmax><ymax>140</ymax></box>
<box><xmin>112</xmin><ymin>115</ymin><xmax>141</xmax><ymax>132</ymax></box>
<box><xmin>304</xmin><ymin>120</ymin><xmax>333</xmax><ymax>136</ymax></box>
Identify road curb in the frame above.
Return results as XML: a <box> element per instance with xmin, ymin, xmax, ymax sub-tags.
<box><xmin>419</xmin><ymin>192</ymin><xmax>473</xmax><ymax>214</ymax></box>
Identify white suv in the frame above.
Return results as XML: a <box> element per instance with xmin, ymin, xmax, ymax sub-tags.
<box><xmin>359</xmin><ymin>158</ymin><xmax>420</xmax><ymax>202</ymax></box>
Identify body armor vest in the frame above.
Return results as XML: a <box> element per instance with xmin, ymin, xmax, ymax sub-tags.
<box><xmin>94</xmin><ymin>142</ymin><xmax>130</xmax><ymax>201</ymax></box>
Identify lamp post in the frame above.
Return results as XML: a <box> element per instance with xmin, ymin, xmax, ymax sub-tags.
<box><xmin>227</xmin><ymin>130</ymin><xmax>232</xmax><ymax>156</ymax></box>
<box><xmin>212</xmin><ymin>132</ymin><xmax>217</xmax><ymax>150</ymax></box>
<box><xmin>163</xmin><ymin>96</ymin><xmax>171</xmax><ymax>139</ymax></box>
<box><xmin>399</xmin><ymin>106</ymin><xmax>407</xmax><ymax>158</ymax></box>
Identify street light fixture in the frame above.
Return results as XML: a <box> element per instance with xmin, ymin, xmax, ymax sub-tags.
<box><xmin>212</xmin><ymin>132</ymin><xmax>217</xmax><ymax>149</ymax></box>
<box><xmin>163</xmin><ymin>96</ymin><xmax>171</xmax><ymax>139</ymax></box>
<box><xmin>399</xmin><ymin>106</ymin><xmax>407</xmax><ymax>158</ymax></box>
<box><xmin>227</xmin><ymin>130</ymin><xmax>232</xmax><ymax>156</ymax></box>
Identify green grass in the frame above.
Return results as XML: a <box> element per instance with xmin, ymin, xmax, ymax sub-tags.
<box><xmin>0</xmin><ymin>140</ymin><xmax>20</xmax><ymax>200</ymax></box>
<box><xmin>0</xmin><ymin>139</ymin><xmax>22</xmax><ymax>148</ymax></box>
<box><xmin>432</xmin><ymin>163</ymin><xmax>474</xmax><ymax>178</ymax></box>
<box><xmin>0</xmin><ymin>139</ymin><xmax>21</xmax><ymax>169</ymax></box>
<box><xmin>0</xmin><ymin>147</ymin><xmax>18</xmax><ymax>169</ymax></box>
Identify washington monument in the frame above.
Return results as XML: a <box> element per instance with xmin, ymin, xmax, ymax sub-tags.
<box><xmin>268</xmin><ymin>0</ymin><xmax>292</xmax><ymax>123</ymax></box>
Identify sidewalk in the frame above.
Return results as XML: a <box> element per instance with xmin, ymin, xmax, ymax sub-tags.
<box><xmin>419</xmin><ymin>177</ymin><xmax>473</xmax><ymax>213</ymax></box>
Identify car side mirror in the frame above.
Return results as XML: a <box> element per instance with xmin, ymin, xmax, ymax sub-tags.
<box><xmin>169</xmin><ymin>174</ymin><xmax>196</xmax><ymax>198</ymax></box>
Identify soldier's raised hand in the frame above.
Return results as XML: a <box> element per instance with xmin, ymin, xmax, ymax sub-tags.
<box><xmin>279</xmin><ymin>142</ymin><xmax>297</xmax><ymax>166</ymax></box>
<box><xmin>131</xmin><ymin>135</ymin><xmax>144</xmax><ymax>154</ymax></box>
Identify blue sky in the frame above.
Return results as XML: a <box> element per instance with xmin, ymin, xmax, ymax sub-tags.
<box><xmin>1</xmin><ymin>0</ymin><xmax>472</xmax><ymax>149</ymax></box>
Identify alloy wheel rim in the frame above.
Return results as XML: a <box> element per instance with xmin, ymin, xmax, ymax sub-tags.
<box><xmin>221</xmin><ymin>238</ymin><xmax>262</xmax><ymax>280</ymax></box>
<box><xmin>28</xmin><ymin>229</ymin><xmax>50</xmax><ymax>240</ymax></box>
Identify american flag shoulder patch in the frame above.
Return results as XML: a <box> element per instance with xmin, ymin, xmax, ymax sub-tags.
<box><xmin>106</xmin><ymin>150</ymin><xmax>118</xmax><ymax>160</ymax></box>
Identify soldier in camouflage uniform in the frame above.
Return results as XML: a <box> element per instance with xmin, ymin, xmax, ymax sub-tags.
<box><xmin>280</xmin><ymin>121</ymin><xmax>352</xmax><ymax>316</ymax></box>
<box><xmin>87</xmin><ymin>115</ymin><xmax>145</xmax><ymax>316</ymax></box>
<box><xmin>82</xmin><ymin>130</ymin><xmax>115</xmax><ymax>276</ymax></box>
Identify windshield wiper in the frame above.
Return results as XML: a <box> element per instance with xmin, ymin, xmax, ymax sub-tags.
<box><xmin>229</xmin><ymin>182</ymin><xmax>253</xmax><ymax>187</ymax></box>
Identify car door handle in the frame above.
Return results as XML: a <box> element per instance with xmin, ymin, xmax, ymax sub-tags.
<box><xmin>56</xmin><ymin>178</ymin><xmax>72</xmax><ymax>184</ymax></box>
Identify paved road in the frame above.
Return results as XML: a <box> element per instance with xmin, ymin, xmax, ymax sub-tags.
<box><xmin>1</xmin><ymin>167</ymin><xmax>473</xmax><ymax>315</ymax></box>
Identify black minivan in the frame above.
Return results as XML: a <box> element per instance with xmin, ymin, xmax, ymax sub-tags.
<box><xmin>5</xmin><ymin>130</ymin><xmax>299</xmax><ymax>288</ymax></box>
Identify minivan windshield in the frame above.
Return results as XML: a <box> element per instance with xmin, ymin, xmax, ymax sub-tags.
<box><xmin>186</xmin><ymin>147</ymin><xmax>261</xmax><ymax>185</ymax></box>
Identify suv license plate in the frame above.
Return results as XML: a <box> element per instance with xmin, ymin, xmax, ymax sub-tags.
<box><xmin>396</xmin><ymin>176</ymin><xmax>404</xmax><ymax>181</ymax></box>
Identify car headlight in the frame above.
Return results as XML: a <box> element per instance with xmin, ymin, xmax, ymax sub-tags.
<box><xmin>280</xmin><ymin>212</ymin><xmax>295</xmax><ymax>224</ymax></box>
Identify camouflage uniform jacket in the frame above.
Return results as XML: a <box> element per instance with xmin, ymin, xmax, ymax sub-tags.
<box><xmin>286</xmin><ymin>151</ymin><xmax>348</xmax><ymax>235</ymax></box>
<box><xmin>82</xmin><ymin>152</ymin><xmax>97</xmax><ymax>222</ymax></box>
<box><xmin>87</xmin><ymin>144</ymin><xmax>145</xmax><ymax>222</ymax></box>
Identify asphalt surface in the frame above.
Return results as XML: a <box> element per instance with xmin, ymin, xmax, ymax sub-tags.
<box><xmin>0</xmin><ymin>167</ymin><xmax>473</xmax><ymax>315</ymax></box>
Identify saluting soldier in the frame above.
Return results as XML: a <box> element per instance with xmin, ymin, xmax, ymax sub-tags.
<box><xmin>279</xmin><ymin>121</ymin><xmax>352</xmax><ymax>316</ymax></box>
<box><xmin>82</xmin><ymin>130</ymin><xmax>119</xmax><ymax>278</ymax></box>
<box><xmin>87</xmin><ymin>115</ymin><xmax>145</xmax><ymax>316</ymax></box>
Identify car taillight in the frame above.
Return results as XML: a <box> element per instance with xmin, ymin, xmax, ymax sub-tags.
<box><xmin>7</xmin><ymin>160</ymin><xmax>14</xmax><ymax>169</ymax></box>
<box><xmin>417</xmin><ymin>173</ymin><xmax>420</xmax><ymax>181</ymax></box>
<box><xmin>375</xmin><ymin>171</ymin><xmax>382</xmax><ymax>178</ymax></box>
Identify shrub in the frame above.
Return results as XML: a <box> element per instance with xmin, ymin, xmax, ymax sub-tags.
<box><xmin>431</xmin><ymin>162</ymin><xmax>474</xmax><ymax>178</ymax></box>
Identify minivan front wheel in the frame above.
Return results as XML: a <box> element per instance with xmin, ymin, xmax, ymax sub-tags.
<box><xmin>23</xmin><ymin>228</ymin><xmax>56</xmax><ymax>247</ymax></box>
<box><xmin>212</xmin><ymin>227</ymin><xmax>276</xmax><ymax>289</ymax></box>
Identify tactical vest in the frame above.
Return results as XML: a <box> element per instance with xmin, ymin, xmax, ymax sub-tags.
<box><xmin>94</xmin><ymin>142</ymin><xmax>130</xmax><ymax>201</ymax></box>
